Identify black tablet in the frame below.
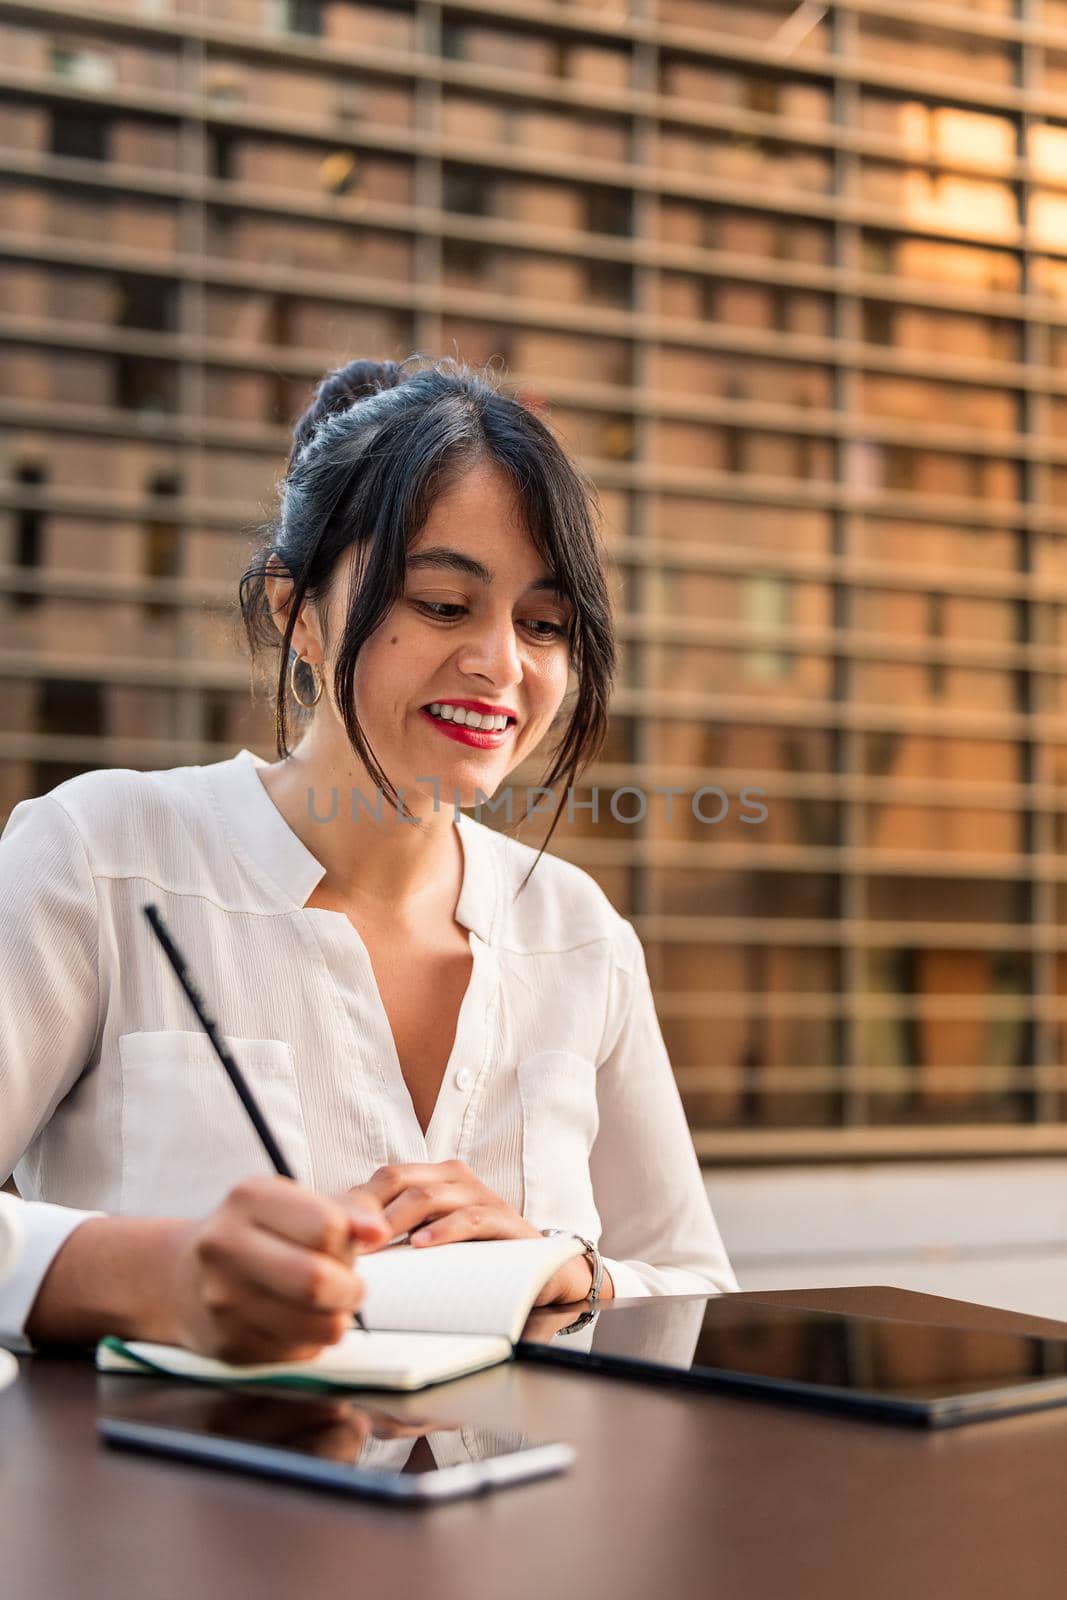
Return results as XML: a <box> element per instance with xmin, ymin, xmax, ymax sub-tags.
<box><xmin>516</xmin><ymin>1294</ymin><xmax>1067</xmax><ymax>1427</ymax></box>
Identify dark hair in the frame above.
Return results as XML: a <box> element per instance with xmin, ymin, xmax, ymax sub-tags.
<box><xmin>238</xmin><ymin>353</ymin><xmax>617</xmax><ymax>886</ymax></box>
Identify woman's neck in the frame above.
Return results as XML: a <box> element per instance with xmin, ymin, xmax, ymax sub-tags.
<box><xmin>254</xmin><ymin>744</ymin><xmax>462</xmax><ymax>917</ymax></box>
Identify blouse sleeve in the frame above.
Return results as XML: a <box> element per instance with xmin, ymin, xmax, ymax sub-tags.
<box><xmin>589</xmin><ymin>916</ymin><xmax>738</xmax><ymax>1300</ymax></box>
<box><xmin>0</xmin><ymin>796</ymin><xmax>106</xmax><ymax>1352</ymax></box>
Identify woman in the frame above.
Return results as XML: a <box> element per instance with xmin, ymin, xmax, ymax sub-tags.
<box><xmin>0</xmin><ymin>356</ymin><xmax>736</xmax><ymax>1361</ymax></box>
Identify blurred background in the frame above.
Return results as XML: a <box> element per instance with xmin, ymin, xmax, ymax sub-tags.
<box><xmin>5</xmin><ymin>0</ymin><xmax>1067</xmax><ymax>1315</ymax></box>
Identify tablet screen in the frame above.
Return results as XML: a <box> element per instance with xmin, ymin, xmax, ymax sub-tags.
<box><xmin>518</xmin><ymin>1296</ymin><xmax>1067</xmax><ymax>1422</ymax></box>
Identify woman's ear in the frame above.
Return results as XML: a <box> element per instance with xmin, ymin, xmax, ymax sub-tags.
<box><xmin>265</xmin><ymin>552</ymin><xmax>325</xmax><ymax>663</ymax></box>
<box><xmin>263</xmin><ymin>552</ymin><xmax>291</xmax><ymax>634</ymax></box>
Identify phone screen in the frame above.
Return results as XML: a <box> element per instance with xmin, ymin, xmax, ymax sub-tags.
<box><xmin>97</xmin><ymin>1380</ymin><xmax>545</xmax><ymax>1478</ymax></box>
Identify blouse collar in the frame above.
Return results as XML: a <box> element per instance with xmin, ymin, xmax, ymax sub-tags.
<box><xmin>204</xmin><ymin>748</ymin><xmax>497</xmax><ymax>944</ymax></box>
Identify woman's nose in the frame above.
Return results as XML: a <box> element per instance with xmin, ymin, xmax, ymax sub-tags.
<box><xmin>455</xmin><ymin>615</ymin><xmax>523</xmax><ymax>687</ymax></box>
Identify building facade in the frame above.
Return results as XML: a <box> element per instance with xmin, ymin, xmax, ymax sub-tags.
<box><xmin>3</xmin><ymin>0</ymin><xmax>1067</xmax><ymax>1160</ymax></box>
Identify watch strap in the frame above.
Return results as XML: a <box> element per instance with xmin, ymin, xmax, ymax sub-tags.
<box><xmin>540</xmin><ymin>1228</ymin><xmax>604</xmax><ymax>1304</ymax></box>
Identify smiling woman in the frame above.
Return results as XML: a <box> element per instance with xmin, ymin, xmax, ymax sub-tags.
<box><xmin>240</xmin><ymin>355</ymin><xmax>613</xmax><ymax>881</ymax></box>
<box><xmin>0</xmin><ymin>354</ymin><xmax>737</xmax><ymax>1365</ymax></box>
<box><xmin>253</xmin><ymin>453</ymin><xmax>579</xmax><ymax>853</ymax></box>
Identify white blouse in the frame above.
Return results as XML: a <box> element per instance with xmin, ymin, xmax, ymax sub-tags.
<box><xmin>0</xmin><ymin>746</ymin><xmax>737</xmax><ymax>1351</ymax></box>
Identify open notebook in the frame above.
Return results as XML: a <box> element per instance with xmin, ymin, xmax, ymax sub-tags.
<box><xmin>96</xmin><ymin>1235</ymin><xmax>585</xmax><ymax>1392</ymax></box>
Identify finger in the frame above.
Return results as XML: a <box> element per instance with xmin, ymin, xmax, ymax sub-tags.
<box><xmin>273</xmin><ymin>1414</ymin><xmax>373</xmax><ymax>1465</ymax></box>
<box><xmin>372</xmin><ymin>1419</ymin><xmax>446</xmax><ymax>1440</ymax></box>
<box><xmin>199</xmin><ymin>1215</ymin><xmax>368</xmax><ymax>1314</ymax></box>
<box><xmin>354</xmin><ymin>1166</ymin><xmax>424</xmax><ymax>1206</ymax></box>
<box><xmin>407</xmin><ymin>1205</ymin><xmax>531</xmax><ymax>1247</ymax></box>
<box><xmin>229</xmin><ymin>1176</ymin><xmax>370</xmax><ymax>1264</ymax></box>
<box><xmin>201</xmin><ymin>1324</ymin><xmax>306</xmax><ymax>1366</ymax></box>
<box><xmin>336</xmin><ymin>1193</ymin><xmax>392</xmax><ymax>1251</ymax></box>
<box><xmin>379</xmin><ymin>1180</ymin><xmax>478</xmax><ymax>1239</ymax></box>
<box><xmin>357</xmin><ymin>1161</ymin><xmax>470</xmax><ymax>1207</ymax></box>
<box><xmin>212</xmin><ymin>1290</ymin><xmax>355</xmax><ymax>1364</ymax></box>
<box><xmin>313</xmin><ymin>1417</ymin><xmax>375</xmax><ymax>1464</ymax></box>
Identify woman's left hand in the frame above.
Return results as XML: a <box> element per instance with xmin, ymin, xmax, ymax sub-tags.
<box><xmin>344</xmin><ymin>1160</ymin><xmax>612</xmax><ymax>1306</ymax></box>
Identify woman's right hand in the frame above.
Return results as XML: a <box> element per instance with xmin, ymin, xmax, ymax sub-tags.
<box><xmin>162</xmin><ymin>1175</ymin><xmax>390</xmax><ymax>1364</ymax></box>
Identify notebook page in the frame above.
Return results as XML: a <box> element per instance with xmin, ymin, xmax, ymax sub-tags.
<box><xmin>357</xmin><ymin>1236</ymin><xmax>585</xmax><ymax>1342</ymax></box>
<box><xmin>97</xmin><ymin>1329</ymin><xmax>511</xmax><ymax>1390</ymax></box>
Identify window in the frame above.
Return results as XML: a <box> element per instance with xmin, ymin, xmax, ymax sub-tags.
<box><xmin>113</xmin><ymin>275</ymin><xmax>177</xmax><ymax>333</ymax></box>
<box><xmin>210</xmin><ymin>133</ymin><xmax>234</xmax><ymax>181</ymax></box>
<box><xmin>32</xmin><ymin>760</ymin><xmax>95</xmax><ymax>795</ymax></box>
<box><xmin>50</xmin><ymin>42</ymin><xmax>115</xmax><ymax>89</ymax></box>
<box><xmin>143</xmin><ymin>472</ymin><xmax>181</xmax><ymax>621</ymax></box>
<box><xmin>442</xmin><ymin>238</ymin><xmax>492</xmax><ymax>286</ymax></box>
<box><xmin>38</xmin><ymin>679</ymin><xmax>104</xmax><ymax>737</ymax></box>
<box><xmin>583</xmin><ymin>186</ymin><xmax>631</xmax><ymax>236</ymax></box>
<box><xmin>50</xmin><ymin>109</ymin><xmax>109</xmax><ymax>161</ymax></box>
<box><xmin>114</xmin><ymin>357</ymin><xmax>177</xmax><ymax>416</ymax></box>
<box><xmin>11</xmin><ymin>463</ymin><xmax>44</xmax><ymax>612</ymax></box>
<box><xmin>585</xmin><ymin>260</ymin><xmax>631</xmax><ymax>306</ymax></box>
<box><xmin>270</xmin><ymin>0</ymin><xmax>322</xmax><ymax>35</ymax></box>
<box><xmin>201</xmin><ymin>689</ymin><xmax>245</xmax><ymax>746</ymax></box>
<box><xmin>742</xmin><ymin>575</ymin><xmax>793</xmax><ymax>681</ymax></box>
<box><xmin>318</xmin><ymin>150</ymin><xmax>361</xmax><ymax>196</ymax></box>
<box><xmin>443</xmin><ymin>168</ymin><xmax>492</xmax><ymax>216</ymax></box>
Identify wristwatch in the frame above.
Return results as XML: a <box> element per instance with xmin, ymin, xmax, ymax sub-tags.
<box><xmin>539</xmin><ymin>1228</ymin><xmax>605</xmax><ymax>1304</ymax></box>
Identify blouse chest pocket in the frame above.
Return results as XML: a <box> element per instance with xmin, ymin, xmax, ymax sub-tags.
<box><xmin>517</xmin><ymin>1050</ymin><xmax>602</xmax><ymax>1243</ymax></box>
<box><xmin>118</xmin><ymin>1030</ymin><xmax>312</xmax><ymax>1218</ymax></box>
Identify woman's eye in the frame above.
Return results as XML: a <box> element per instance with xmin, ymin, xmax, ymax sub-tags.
<box><xmin>414</xmin><ymin>601</ymin><xmax>566</xmax><ymax>640</ymax></box>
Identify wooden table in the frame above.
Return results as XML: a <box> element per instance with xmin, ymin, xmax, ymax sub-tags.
<box><xmin>5</xmin><ymin>1287</ymin><xmax>1067</xmax><ymax>1600</ymax></box>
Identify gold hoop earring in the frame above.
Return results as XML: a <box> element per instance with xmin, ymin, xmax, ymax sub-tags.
<box><xmin>289</xmin><ymin>653</ymin><xmax>323</xmax><ymax>708</ymax></box>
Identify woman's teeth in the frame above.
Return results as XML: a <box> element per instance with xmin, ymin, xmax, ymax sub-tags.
<box><xmin>426</xmin><ymin>703</ymin><xmax>511</xmax><ymax>731</ymax></box>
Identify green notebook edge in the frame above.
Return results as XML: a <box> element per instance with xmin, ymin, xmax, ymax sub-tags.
<box><xmin>95</xmin><ymin>1334</ymin><xmax>391</xmax><ymax>1393</ymax></box>
<box><xmin>95</xmin><ymin>1333</ymin><xmax>514</xmax><ymax>1392</ymax></box>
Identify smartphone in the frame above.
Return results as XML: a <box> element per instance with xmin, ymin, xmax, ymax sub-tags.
<box><xmin>97</xmin><ymin>1384</ymin><xmax>574</xmax><ymax>1502</ymax></box>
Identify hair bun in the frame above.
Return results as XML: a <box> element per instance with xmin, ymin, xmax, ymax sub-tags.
<box><xmin>288</xmin><ymin>359</ymin><xmax>406</xmax><ymax>470</ymax></box>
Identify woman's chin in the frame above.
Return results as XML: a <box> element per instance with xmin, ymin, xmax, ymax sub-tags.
<box><xmin>397</xmin><ymin>768</ymin><xmax>508</xmax><ymax>816</ymax></box>
<box><xmin>446</xmin><ymin>772</ymin><xmax>509</xmax><ymax>812</ymax></box>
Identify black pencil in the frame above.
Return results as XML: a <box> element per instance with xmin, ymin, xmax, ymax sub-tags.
<box><xmin>142</xmin><ymin>902</ymin><xmax>369</xmax><ymax>1333</ymax></box>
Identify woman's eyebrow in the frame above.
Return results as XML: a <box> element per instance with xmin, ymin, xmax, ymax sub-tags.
<box><xmin>406</xmin><ymin>546</ymin><xmax>561</xmax><ymax>593</ymax></box>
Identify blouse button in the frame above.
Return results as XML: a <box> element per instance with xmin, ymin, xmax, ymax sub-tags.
<box><xmin>454</xmin><ymin>1068</ymin><xmax>473</xmax><ymax>1092</ymax></box>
